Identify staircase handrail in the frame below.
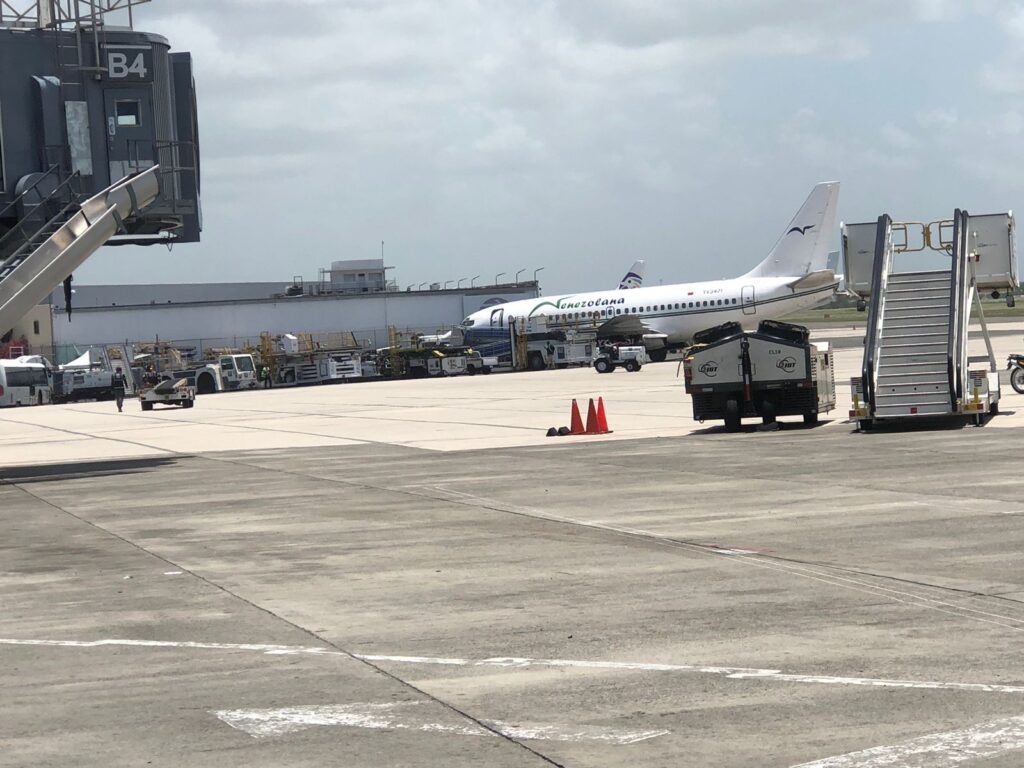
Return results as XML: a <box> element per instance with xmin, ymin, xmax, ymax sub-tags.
<box><xmin>946</xmin><ymin>209</ymin><xmax>969</xmax><ymax>407</ymax></box>
<box><xmin>862</xmin><ymin>213</ymin><xmax>892</xmax><ymax>409</ymax></box>
<box><xmin>0</xmin><ymin>170</ymin><xmax>82</xmax><ymax>259</ymax></box>
<box><xmin>0</xmin><ymin>165</ymin><xmax>70</xmax><ymax>224</ymax></box>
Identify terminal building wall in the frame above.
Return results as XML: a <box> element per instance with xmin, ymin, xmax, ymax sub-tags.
<box><xmin>49</xmin><ymin>286</ymin><xmax>538</xmax><ymax>359</ymax></box>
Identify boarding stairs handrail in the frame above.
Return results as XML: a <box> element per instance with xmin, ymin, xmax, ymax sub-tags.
<box><xmin>0</xmin><ymin>171</ymin><xmax>83</xmax><ymax>264</ymax></box>
<box><xmin>946</xmin><ymin>210</ymin><xmax>965</xmax><ymax>408</ymax></box>
<box><xmin>861</xmin><ymin>213</ymin><xmax>893</xmax><ymax>409</ymax></box>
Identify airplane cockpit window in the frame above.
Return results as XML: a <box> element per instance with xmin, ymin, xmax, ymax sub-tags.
<box><xmin>461</xmin><ymin>316</ymin><xmax>474</xmax><ymax>326</ymax></box>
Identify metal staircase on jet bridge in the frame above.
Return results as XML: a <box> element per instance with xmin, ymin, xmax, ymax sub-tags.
<box><xmin>0</xmin><ymin>166</ymin><xmax>160</xmax><ymax>335</ymax></box>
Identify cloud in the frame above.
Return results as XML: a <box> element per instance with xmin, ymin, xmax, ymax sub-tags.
<box><xmin>71</xmin><ymin>1</ymin><xmax>1020</xmax><ymax>293</ymax></box>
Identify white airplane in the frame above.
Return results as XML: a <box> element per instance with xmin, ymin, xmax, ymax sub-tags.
<box><xmin>461</xmin><ymin>181</ymin><xmax>840</xmax><ymax>362</ymax></box>
<box><xmin>617</xmin><ymin>259</ymin><xmax>645</xmax><ymax>289</ymax></box>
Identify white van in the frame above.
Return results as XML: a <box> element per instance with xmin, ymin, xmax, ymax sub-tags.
<box><xmin>0</xmin><ymin>359</ymin><xmax>52</xmax><ymax>406</ymax></box>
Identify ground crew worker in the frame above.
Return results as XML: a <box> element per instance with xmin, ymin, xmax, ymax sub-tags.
<box><xmin>111</xmin><ymin>366</ymin><xmax>127</xmax><ymax>412</ymax></box>
<box><xmin>262</xmin><ymin>365</ymin><xmax>272</xmax><ymax>389</ymax></box>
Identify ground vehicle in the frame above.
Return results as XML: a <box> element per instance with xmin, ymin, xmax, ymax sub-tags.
<box><xmin>509</xmin><ymin>317</ymin><xmax>598</xmax><ymax>371</ymax></box>
<box><xmin>0</xmin><ymin>358</ymin><xmax>51</xmax><ymax>406</ymax></box>
<box><xmin>139</xmin><ymin>378</ymin><xmax>195</xmax><ymax>411</ymax></box>
<box><xmin>1009</xmin><ymin>353</ymin><xmax>1024</xmax><ymax>394</ymax></box>
<box><xmin>594</xmin><ymin>345</ymin><xmax>648</xmax><ymax>373</ymax></box>
<box><xmin>261</xmin><ymin>332</ymin><xmax>376</xmax><ymax>386</ymax></box>
<box><xmin>466</xmin><ymin>354</ymin><xmax>497</xmax><ymax>375</ymax></box>
<box><xmin>682</xmin><ymin>320</ymin><xmax>835</xmax><ymax>431</ymax></box>
<box><xmin>51</xmin><ymin>346</ymin><xmax>138</xmax><ymax>403</ymax></box>
<box><xmin>217</xmin><ymin>354</ymin><xmax>258</xmax><ymax>390</ymax></box>
<box><xmin>51</xmin><ymin>368</ymin><xmax>116</xmax><ymax>403</ymax></box>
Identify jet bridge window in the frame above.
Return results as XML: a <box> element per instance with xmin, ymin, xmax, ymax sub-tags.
<box><xmin>116</xmin><ymin>99</ymin><xmax>141</xmax><ymax>127</ymax></box>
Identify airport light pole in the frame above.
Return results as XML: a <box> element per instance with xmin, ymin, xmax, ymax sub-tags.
<box><xmin>457</xmin><ymin>277</ymin><xmax>467</xmax><ymax>288</ymax></box>
<box><xmin>444</xmin><ymin>280</ymin><xmax>454</xmax><ymax>289</ymax></box>
<box><xmin>495</xmin><ymin>272</ymin><xmax>506</xmax><ymax>285</ymax></box>
<box><xmin>533</xmin><ymin>267</ymin><xmax>545</xmax><ymax>294</ymax></box>
<box><xmin>471</xmin><ymin>274</ymin><xmax>481</xmax><ymax>287</ymax></box>
<box><xmin>515</xmin><ymin>268</ymin><xmax>525</xmax><ymax>284</ymax></box>
<box><xmin>418</xmin><ymin>282</ymin><xmax>428</xmax><ymax>290</ymax></box>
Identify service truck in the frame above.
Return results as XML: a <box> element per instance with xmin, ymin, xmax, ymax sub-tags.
<box><xmin>139</xmin><ymin>378</ymin><xmax>195</xmax><ymax>411</ymax></box>
<box><xmin>682</xmin><ymin>320</ymin><xmax>835</xmax><ymax>431</ymax></box>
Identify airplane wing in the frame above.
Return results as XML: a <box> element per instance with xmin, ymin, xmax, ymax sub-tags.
<box><xmin>596</xmin><ymin>313</ymin><xmax>652</xmax><ymax>337</ymax></box>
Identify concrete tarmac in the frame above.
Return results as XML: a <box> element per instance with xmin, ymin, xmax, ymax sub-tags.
<box><xmin>3</xmin><ymin>324</ymin><xmax>1024</xmax><ymax>766</ymax></box>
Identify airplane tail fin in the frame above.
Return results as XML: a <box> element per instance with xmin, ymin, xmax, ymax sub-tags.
<box><xmin>617</xmin><ymin>259</ymin><xmax>645</xmax><ymax>289</ymax></box>
<box><xmin>742</xmin><ymin>181</ymin><xmax>840</xmax><ymax>278</ymax></box>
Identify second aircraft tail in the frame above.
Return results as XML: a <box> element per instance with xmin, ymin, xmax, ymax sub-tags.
<box><xmin>617</xmin><ymin>259</ymin><xmax>645</xmax><ymax>289</ymax></box>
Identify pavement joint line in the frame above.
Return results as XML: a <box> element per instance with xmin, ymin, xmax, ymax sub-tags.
<box><xmin>5</xmin><ymin>638</ymin><xmax>1024</xmax><ymax>695</ymax></box>
<box><xmin>0</xmin><ymin>477</ymin><xmax>565</xmax><ymax>768</ymax></box>
<box><xmin>176</xmin><ymin>450</ymin><xmax>1024</xmax><ymax>634</ymax></box>
<box><xmin>423</xmin><ymin>486</ymin><xmax>1024</xmax><ymax>634</ymax></box>
<box><xmin>63</xmin><ymin>403</ymin><xmax>553</xmax><ymax>436</ymax></box>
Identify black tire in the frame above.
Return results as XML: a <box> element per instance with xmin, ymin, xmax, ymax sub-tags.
<box><xmin>761</xmin><ymin>400</ymin><xmax>776</xmax><ymax>425</ymax></box>
<box><xmin>648</xmin><ymin>348</ymin><xmax>668</xmax><ymax>363</ymax></box>
<box><xmin>141</xmin><ymin>401</ymin><xmax>153</xmax><ymax>411</ymax></box>
<box><xmin>196</xmin><ymin>372</ymin><xmax>216</xmax><ymax>395</ymax></box>
<box><xmin>528</xmin><ymin>352</ymin><xmax>546</xmax><ymax>371</ymax></box>
<box><xmin>482</xmin><ymin>366</ymin><xmax>491</xmax><ymax>374</ymax></box>
<box><xmin>1011</xmin><ymin>367</ymin><xmax>1024</xmax><ymax>395</ymax></box>
<box><xmin>859</xmin><ymin>418</ymin><xmax>873</xmax><ymax>431</ymax></box>
<box><xmin>466</xmin><ymin>365</ymin><xmax>477</xmax><ymax>376</ymax></box>
<box><xmin>803</xmin><ymin>411</ymin><xmax>818</xmax><ymax>425</ymax></box>
<box><xmin>284</xmin><ymin>370</ymin><xmax>296</xmax><ymax>384</ymax></box>
<box><xmin>182</xmin><ymin>400</ymin><xmax>194</xmax><ymax>409</ymax></box>
<box><xmin>624</xmin><ymin>360</ymin><xmax>638</xmax><ymax>373</ymax></box>
<box><xmin>724</xmin><ymin>398</ymin><xmax>741</xmax><ymax>432</ymax></box>
<box><xmin>595</xmin><ymin>358</ymin><xmax>612</xmax><ymax>374</ymax></box>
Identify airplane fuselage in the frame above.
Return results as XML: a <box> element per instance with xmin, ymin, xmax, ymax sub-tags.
<box><xmin>462</xmin><ymin>275</ymin><xmax>837</xmax><ymax>345</ymax></box>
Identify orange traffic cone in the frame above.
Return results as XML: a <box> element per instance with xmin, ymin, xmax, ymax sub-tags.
<box><xmin>569</xmin><ymin>399</ymin><xmax>585</xmax><ymax>435</ymax></box>
<box><xmin>597</xmin><ymin>397</ymin><xmax>612</xmax><ymax>434</ymax></box>
<box><xmin>585</xmin><ymin>398</ymin><xmax>601</xmax><ymax>434</ymax></box>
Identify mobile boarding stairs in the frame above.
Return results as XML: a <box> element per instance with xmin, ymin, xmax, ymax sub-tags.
<box><xmin>843</xmin><ymin>209</ymin><xmax>1016</xmax><ymax>428</ymax></box>
<box><xmin>0</xmin><ymin>165</ymin><xmax>160</xmax><ymax>335</ymax></box>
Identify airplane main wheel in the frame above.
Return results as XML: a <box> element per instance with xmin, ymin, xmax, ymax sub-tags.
<box><xmin>648</xmin><ymin>349</ymin><xmax>668</xmax><ymax>363</ymax></box>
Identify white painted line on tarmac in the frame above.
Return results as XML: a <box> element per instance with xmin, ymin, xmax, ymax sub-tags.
<box><xmin>792</xmin><ymin>714</ymin><xmax>1024</xmax><ymax>767</ymax></box>
<box><xmin>213</xmin><ymin>702</ymin><xmax>668</xmax><ymax>744</ymax></box>
<box><xmin>5</xmin><ymin>636</ymin><xmax>1024</xmax><ymax>695</ymax></box>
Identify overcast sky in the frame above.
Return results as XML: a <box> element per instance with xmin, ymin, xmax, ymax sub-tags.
<box><xmin>76</xmin><ymin>0</ymin><xmax>1024</xmax><ymax>295</ymax></box>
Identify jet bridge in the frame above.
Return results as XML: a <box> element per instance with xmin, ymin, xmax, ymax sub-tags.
<box><xmin>847</xmin><ymin>210</ymin><xmax>1014</xmax><ymax>428</ymax></box>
